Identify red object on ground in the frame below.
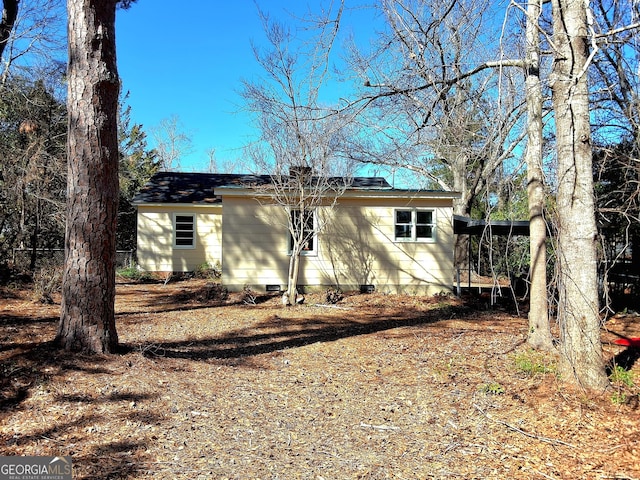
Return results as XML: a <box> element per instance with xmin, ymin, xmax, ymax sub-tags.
<box><xmin>614</xmin><ymin>337</ymin><xmax>640</xmax><ymax>347</ymax></box>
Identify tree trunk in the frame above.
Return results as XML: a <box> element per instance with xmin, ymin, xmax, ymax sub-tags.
<box><xmin>0</xmin><ymin>0</ymin><xmax>19</xmax><ymax>62</ymax></box>
<box><xmin>452</xmin><ymin>165</ymin><xmax>471</xmax><ymax>272</ymax></box>
<box><xmin>286</xmin><ymin>203</ymin><xmax>303</xmax><ymax>305</ymax></box>
<box><xmin>550</xmin><ymin>0</ymin><xmax>608</xmax><ymax>390</ymax></box>
<box><xmin>29</xmin><ymin>199</ymin><xmax>40</xmax><ymax>271</ymax></box>
<box><xmin>56</xmin><ymin>0</ymin><xmax>119</xmax><ymax>353</ymax></box>
<box><xmin>286</xmin><ymin>249</ymin><xmax>301</xmax><ymax>305</ymax></box>
<box><xmin>525</xmin><ymin>0</ymin><xmax>554</xmax><ymax>351</ymax></box>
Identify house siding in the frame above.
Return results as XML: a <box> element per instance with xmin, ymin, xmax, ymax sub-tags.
<box><xmin>136</xmin><ymin>204</ymin><xmax>222</xmax><ymax>272</ymax></box>
<box><xmin>221</xmin><ymin>197</ymin><xmax>289</xmax><ymax>287</ymax></box>
<box><xmin>221</xmin><ymin>195</ymin><xmax>454</xmax><ymax>295</ymax></box>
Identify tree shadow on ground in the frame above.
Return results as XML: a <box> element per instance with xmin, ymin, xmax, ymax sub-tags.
<box><xmin>1</xmin><ymin>342</ymin><xmax>142</xmax><ymax>415</ymax></box>
<box><xmin>73</xmin><ymin>440</ymin><xmax>150</xmax><ymax>480</ymax></box>
<box><xmin>608</xmin><ymin>346</ymin><xmax>640</xmax><ymax>372</ymax></box>
<box><xmin>0</xmin><ymin>314</ymin><xmax>58</xmax><ymax>327</ymax></box>
<box><xmin>138</xmin><ymin>304</ymin><xmax>479</xmax><ymax>362</ymax></box>
<box><xmin>115</xmin><ymin>284</ymin><xmax>279</xmax><ymax>317</ymax></box>
<box><xmin>1</xmin><ymin>341</ymin><xmax>160</xmax><ymax>479</ymax></box>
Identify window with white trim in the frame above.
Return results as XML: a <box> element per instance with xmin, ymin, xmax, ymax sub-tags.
<box><xmin>394</xmin><ymin>209</ymin><xmax>435</xmax><ymax>242</ymax></box>
<box><xmin>289</xmin><ymin>209</ymin><xmax>317</xmax><ymax>255</ymax></box>
<box><xmin>174</xmin><ymin>214</ymin><xmax>195</xmax><ymax>248</ymax></box>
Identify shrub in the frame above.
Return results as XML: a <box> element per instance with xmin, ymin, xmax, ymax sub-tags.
<box><xmin>514</xmin><ymin>350</ymin><xmax>556</xmax><ymax>376</ymax></box>
<box><xmin>608</xmin><ymin>365</ymin><xmax>636</xmax><ymax>406</ymax></box>
<box><xmin>609</xmin><ymin>365</ymin><xmax>635</xmax><ymax>388</ymax></box>
<box><xmin>116</xmin><ymin>264</ymin><xmax>154</xmax><ymax>282</ymax></box>
<box><xmin>117</xmin><ymin>265</ymin><xmax>140</xmax><ymax>280</ymax></box>
<box><xmin>242</xmin><ymin>285</ymin><xmax>258</xmax><ymax>305</ymax></box>
<box><xmin>325</xmin><ymin>287</ymin><xmax>343</xmax><ymax>304</ymax></box>
<box><xmin>32</xmin><ymin>266</ymin><xmax>62</xmax><ymax>304</ymax></box>
<box><xmin>195</xmin><ymin>282</ymin><xmax>228</xmax><ymax>302</ymax></box>
<box><xmin>480</xmin><ymin>382</ymin><xmax>505</xmax><ymax>395</ymax></box>
<box><xmin>194</xmin><ymin>261</ymin><xmax>222</xmax><ymax>280</ymax></box>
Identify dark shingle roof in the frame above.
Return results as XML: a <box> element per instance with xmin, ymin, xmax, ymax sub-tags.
<box><xmin>132</xmin><ymin>172</ymin><xmax>392</xmax><ymax>205</ymax></box>
<box><xmin>131</xmin><ymin>173</ymin><xmax>270</xmax><ymax>204</ymax></box>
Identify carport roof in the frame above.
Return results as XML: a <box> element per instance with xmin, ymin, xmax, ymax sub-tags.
<box><xmin>453</xmin><ymin>215</ymin><xmax>530</xmax><ymax>236</ymax></box>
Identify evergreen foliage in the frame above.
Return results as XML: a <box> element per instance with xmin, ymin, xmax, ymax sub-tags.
<box><xmin>0</xmin><ymin>81</ymin><xmax>156</xmax><ymax>275</ymax></box>
<box><xmin>0</xmin><ymin>77</ymin><xmax>67</xmax><ymax>270</ymax></box>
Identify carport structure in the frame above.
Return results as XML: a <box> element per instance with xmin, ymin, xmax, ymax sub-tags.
<box><xmin>453</xmin><ymin>215</ymin><xmax>530</xmax><ymax>299</ymax></box>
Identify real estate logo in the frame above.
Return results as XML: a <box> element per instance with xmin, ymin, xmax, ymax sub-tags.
<box><xmin>0</xmin><ymin>456</ymin><xmax>72</xmax><ymax>480</ymax></box>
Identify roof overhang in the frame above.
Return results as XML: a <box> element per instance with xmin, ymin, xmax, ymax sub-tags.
<box><xmin>453</xmin><ymin>215</ymin><xmax>530</xmax><ymax>236</ymax></box>
<box><xmin>133</xmin><ymin>202</ymin><xmax>223</xmax><ymax>208</ymax></box>
<box><xmin>215</xmin><ymin>186</ymin><xmax>461</xmax><ymax>201</ymax></box>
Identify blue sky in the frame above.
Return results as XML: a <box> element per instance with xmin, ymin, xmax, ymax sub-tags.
<box><xmin>116</xmin><ymin>1</ymin><xmax>375</xmax><ymax>172</ymax></box>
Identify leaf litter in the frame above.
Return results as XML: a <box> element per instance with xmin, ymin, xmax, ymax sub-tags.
<box><xmin>1</xmin><ymin>279</ymin><xmax>639</xmax><ymax>479</ymax></box>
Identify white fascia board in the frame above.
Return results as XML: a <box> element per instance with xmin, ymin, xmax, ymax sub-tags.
<box><xmin>215</xmin><ymin>187</ymin><xmax>461</xmax><ymax>201</ymax></box>
<box><xmin>339</xmin><ymin>190</ymin><xmax>461</xmax><ymax>200</ymax></box>
<box><xmin>213</xmin><ymin>187</ymin><xmax>257</xmax><ymax>197</ymax></box>
<box><xmin>133</xmin><ymin>202</ymin><xmax>223</xmax><ymax>208</ymax></box>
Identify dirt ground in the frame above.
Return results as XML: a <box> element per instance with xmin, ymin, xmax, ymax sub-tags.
<box><xmin>1</xmin><ymin>279</ymin><xmax>639</xmax><ymax>479</ymax></box>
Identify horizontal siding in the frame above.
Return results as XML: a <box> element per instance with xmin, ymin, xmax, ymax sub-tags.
<box><xmin>137</xmin><ymin>205</ymin><xmax>222</xmax><ymax>272</ymax></box>
<box><xmin>222</xmin><ymin>199</ymin><xmax>289</xmax><ymax>287</ymax></box>
<box><xmin>222</xmin><ymin>196</ymin><xmax>454</xmax><ymax>294</ymax></box>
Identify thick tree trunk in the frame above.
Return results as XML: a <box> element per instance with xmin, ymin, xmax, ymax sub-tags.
<box><xmin>550</xmin><ymin>0</ymin><xmax>608</xmax><ymax>390</ymax></box>
<box><xmin>525</xmin><ymin>0</ymin><xmax>554</xmax><ymax>351</ymax></box>
<box><xmin>0</xmin><ymin>0</ymin><xmax>19</xmax><ymax>62</ymax></box>
<box><xmin>56</xmin><ymin>0</ymin><xmax>119</xmax><ymax>353</ymax></box>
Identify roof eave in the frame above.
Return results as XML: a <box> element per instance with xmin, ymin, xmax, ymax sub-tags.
<box><xmin>133</xmin><ymin>202</ymin><xmax>223</xmax><ymax>208</ymax></box>
<box><xmin>214</xmin><ymin>186</ymin><xmax>461</xmax><ymax>199</ymax></box>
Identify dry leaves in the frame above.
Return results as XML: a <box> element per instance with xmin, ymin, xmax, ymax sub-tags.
<box><xmin>1</xmin><ymin>280</ymin><xmax>639</xmax><ymax>479</ymax></box>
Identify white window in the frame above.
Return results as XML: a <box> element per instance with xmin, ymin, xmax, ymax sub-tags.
<box><xmin>394</xmin><ymin>209</ymin><xmax>435</xmax><ymax>242</ymax></box>
<box><xmin>174</xmin><ymin>214</ymin><xmax>195</xmax><ymax>248</ymax></box>
<box><xmin>289</xmin><ymin>209</ymin><xmax>317</xmax><ymax>255</ymax></box>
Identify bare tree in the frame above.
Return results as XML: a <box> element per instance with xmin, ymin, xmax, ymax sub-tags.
<box><xmin>342</xmin><ymin>0</ymin><xmax>637</xmax><ymax>389</ymax></box>
<box><xmin>523</xmin><ymin>0</ymin><xmax>553</xmax><ymax>350</ymax></box>
<box><xmin>0</xmin><ymin>0</ymin><xmax>65</xmax><ymax>86</ymax></box>
<box><xmin>550</xmin><ymin>0</ymin><xmax>608</xmax><ymax>390</ymax></box>
<box><xmin>56</xmin><ymin>0</ymin><xmax>123</xmax><ymax>352</ymax></box>
<box><xmin>344</xmin><ymin>0</ymin><xmax>526</xmax><ymax>271</ymax></box>
<box><xmin>589</xmin><ymin>0</ymin><xmax>640</xmax><ymax>140</ymax></box>
<box><xmin>151</xmin><ymin>115</ymin><xmax>193</xmax><ymax>172</ymax></box>
<box><xmin>589</xmin><ymin>0</ymin><xmax>640</xmax><ymax>310</ymax></box>
<box><xmin>241</xmin><ymin>2</ymin><xmax>354</xmax><ymax>305</ymax></box>
<box><xmin>344</xmin><ymin>0</ymin><xmax>554</xmax><ymax>342</ymax></box>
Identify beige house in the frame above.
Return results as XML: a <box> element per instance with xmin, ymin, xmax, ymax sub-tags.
<box><xmin>133</xmin><ymin>172</ymin><xmax>459</xmax><ymax>295</ymax></box>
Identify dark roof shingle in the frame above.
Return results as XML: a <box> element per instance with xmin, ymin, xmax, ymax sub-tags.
<box><xmin>132</xmin><ymin>172</ymin><xmax>392</xmax><ymax>205</ymax></box>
